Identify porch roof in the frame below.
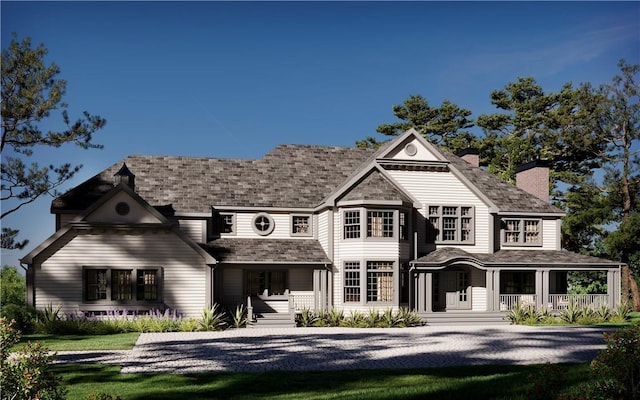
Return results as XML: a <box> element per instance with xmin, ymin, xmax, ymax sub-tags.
<box><xmin>411</xmin><ymin>247</ymin><xmax>623</xmax><ymax>269</ymax></box>
<box><xmin>202</xmin><ymin>238</ymin><xmax>331</xmax><ymax>265</ymax></box>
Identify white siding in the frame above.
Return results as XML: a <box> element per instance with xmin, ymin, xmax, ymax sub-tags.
<box><xmin>387</xmin><ymin>169</ymin><xmax>490</xmax><ymax>253</ymax></box>
<box><xmin>387</xmin><ymin>137</ymin><xmax>440</xmax><ymax>161</ymax></box>
<box><xmin>234</xmin><ymin>212</ymin><xmax>302</xmax><ymax>239</ymax></box>
<box><xmin>36</xmin><ymin>232</ymin><xmax>208</xmax><ymax>317</ymax></box>
<box><xmin>178</xmin><ymin>219</ymin><xmax>205</xmax><ymax>243</ymax></box>
<box><xmin>318</xmin><ymin>210</ymin><xmax>330</xmax><ymax>258</ymax></box>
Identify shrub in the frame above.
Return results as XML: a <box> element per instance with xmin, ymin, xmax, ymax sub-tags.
<box><xmin>365</xmin><ymin>309</ymin><xmax>381</xmax><ymax>327</ymax></box>
<box><xmin>505</xmin><ymin>303</ymin><xmax>535</xmax><ymax>324</ymax></box>
<box><xmin>0</xmin><ymin>304</ymin><xmax>38</xmax><ymax>334</ymax></box>
<box><xmin>589</xmin><ymin>324</ymin><xmax>640</xmax><ymax>400</ymax></box>
<box><xmin>395</xmin><ymin>308</ymin><xmax>424</xmax><ymax>327</ymax></box>
<box><xmin>613</xmin><ymin>300</ymin><xmax>631</xmax><ymax>321</ymax></box>
<box><xmin>199</xmin><ymin>304</ymin><xmax>227</xmax><ymax>331</ymax></box>
<box><xmin>559</xmin><ymin>300</ymin><xmax>582</xmax><ymax>324</ymax></box>
<box><xmin>229</xmin><ymin>304</ymin><xmax>247</xmax><ymax>328</ymax></box>
<box><xmin>297</xmin><ymin>307</ymin><xmax>319</xmax><ymax>327</ymax></box>
<box><xmin>324</xmin><ymin>308</ymin><xmax>345</xmax><ymax>327</ymax></box>
<box><xmin>343</xmin><ymin>310</ymin><xmax>366</xmax><ymax>328</ymax></box>
<box><xmin>0</xmin><ymin>318</ymin><xmax>67</xmax><ymax>400</ymax></box>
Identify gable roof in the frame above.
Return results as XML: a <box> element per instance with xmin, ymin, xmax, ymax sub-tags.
<box><xmin>52</xmin><ymin>130</ymin><xmax>562</xmax><ymax>215</ymax></box>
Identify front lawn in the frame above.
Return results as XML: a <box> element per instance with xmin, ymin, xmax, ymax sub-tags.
<box><xmin>14</xmin><ymin>332</ymin><xmax>140</xmax><ymax>351</ymax></box>
<box><xmin>56</xmin><ymin>363</ymin><xmax>592</xmax><ymax>400</ymax></box>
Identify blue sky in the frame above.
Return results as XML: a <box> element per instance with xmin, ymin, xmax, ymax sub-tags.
<box><xmin>2</xmin><ymin>1</ymin><xmax>639</xmax><ymax>271</ymax></box>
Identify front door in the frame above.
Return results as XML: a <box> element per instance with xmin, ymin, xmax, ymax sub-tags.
<box><xmin>445</xmin><ymin>270</ymin><xmax>471</xmax><ymax>310</ymax></box>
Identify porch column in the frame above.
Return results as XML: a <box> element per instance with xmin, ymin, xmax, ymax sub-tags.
<box><xmin>493</xmin><ymin>270</ymin><xmax>501</xmax><ymax>311</ymax></box>
<box><xmin>415</xmin><ymin>272</ymin><xmax>432</xmax><ymax>313</ymax></box>
<box><xmin>313</xmin><ymin>269</ymin><xmax>320</xmax><ymax>310</ymax></box>
<box><xmin>485</xmin><ymin>269</ymin><xmax>495</xmax><ymax>311</ymax></box>
<box><xmin>541</xmin><ymin>269</ymin><xmax>549</xmax><ymax>310</ymax></box>
<box><xmin>607</xmin><ymin>269</ymin><xmax>621</xmax><ymax>308</ymax></box>
<box><xmin>535</xmin><ymin>270</ymin><xmax>545</xmax><ymax>309</ymax></box>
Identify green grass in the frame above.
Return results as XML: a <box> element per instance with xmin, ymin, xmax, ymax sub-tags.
<box><xmin>56</xmin><ymin>363</ymin><xmax>592</xmax><ymax>400</ymax></box>
<box><xmin>14</xmin><ymin>332</ymin><xmax>140</xmax><ymax>351</ymax></box>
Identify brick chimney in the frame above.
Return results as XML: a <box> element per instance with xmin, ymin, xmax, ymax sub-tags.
<box><xmin>457</xmin><ymin>148</ymin><xmax>480</xmax><ymax>167</ymax></box>
<box><xmin>515</xmin><ymin>160</ymin><xmax>550</xmax><ymax>202</ymax></box>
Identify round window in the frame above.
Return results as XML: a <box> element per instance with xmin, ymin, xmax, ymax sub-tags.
<box><xmin>252</xmin><ymin>213</ymin><xmax>275</xmax><ymax>236</ymax></box>
<box><xmin>404</xmin><ymin>143</ymin><xmax>418</xmax><ymax>156</ymax></box>
<box><xmin>115</xmin><ymin>202</ymin><xmax>130</xmax><ymax>216</ymax></box>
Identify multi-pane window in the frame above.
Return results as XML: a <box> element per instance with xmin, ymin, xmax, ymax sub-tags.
<box><xmin>137</xmin><ymin>270</ymin><xmax>158</xmax><ymax>300</ymax></box>
<box><xmin>343</xmin><ymin>262</ymin><xmax>360</xmax><ymax>302</ymax></box>
<box><xmin>399</xmin><ymin>212</ymin><xmax>408</xmax><ymax>241</ymax></box>
<box><xmin>111</xmin><ymin>270</ymin><xmax>132</xmax><ymax>300</ymax></box>
<box><xmin>252</xmin><ymin>213</ymin><xmax>275</xmax><ymax>236</ymax></box>
<box><xmin>367</xmin><ymin>211</ymin><xmax>394</xmax><ymax>238</ymax></box>
<box><xmin>85</xmin><ymin>269</ymin><xmax>108</xmax><ymax>301</ymax></box>
<box><xmin>221</xmin><ymin>214</ymin><xmax>234</xmax><ymax>234</ymax></box>
<box><xmin>503</xmin><ymin>218</ymin><xmax>541</xmax><ymax>246</ymax></box>
<box><xmin>344</xmin><ymin>210</ymin><xmax>361</xmax><ymax>239</ymax></box>
<box><xmin>366</xmin><ymin>261</ymin><xmax>394</xmax><ymax>302</ymax></box>
<box><xmin>291</xmin><ymin>215</ymin><xmax>311</xmax><ymax>236</ymax></box>
<box><xmin>427</xmin><ymin>205</ymin><xmax>474</xmax><ymax>244</ymax></box>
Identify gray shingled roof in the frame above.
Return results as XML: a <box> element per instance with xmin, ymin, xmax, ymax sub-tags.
<box><xmin>203</xmin><ymin>238</ymin><xmax>331</xmax><ymax>264</ymax></box>
<box><xmin>53</xmin><ymin>145</ymin><xmax>376</xmax><ymax>213</ymax></box>
<box><xmin>412</xmin><ymin>247</ymin><xmax>621</xmax><ymax>267</ymax></box>
<box><xmin>52</xmin><ymin>138</ymin><xmax>563</xmax><ymax>215</ymax></box>
<box><xmin>440</xmin><ymin>152</ymin><xmax>563</xmax><ymax>214</ymax></box>
<box><xmin>339</xmin><ymin>170</ymin><xmax>414</xmax><ymax>203</ymax></box>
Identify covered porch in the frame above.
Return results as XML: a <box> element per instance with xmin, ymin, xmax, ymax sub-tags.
<box><xmin>410</xmin><ymin>248</ymin><xmax>623</xmax><ymax>316</ymax></box>
<box><xmin>205</xmin><ymin>238</ymin><xmax>334</xmax><ymax>318</ymax></box>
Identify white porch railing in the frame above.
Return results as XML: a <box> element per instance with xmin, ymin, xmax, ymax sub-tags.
<box><xmin>289</xmin><ymin>294</ymin><xmax>315</xmax><ymax>311</ymax></box>
<box><xmin>499</xmin><ymin>294</ymin><xmax>537</xmax><ymax>311</ymax></box>
<box><xmin>547</xmin><ymin>294</ymin><xmax>609</xmax><ymax>310</ymax></box>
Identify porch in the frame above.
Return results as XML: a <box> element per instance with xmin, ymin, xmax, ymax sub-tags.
<box><xmin>410</xmin><ymin>248</ymin><xmax>623</xmax><ymax>316</ymax></box>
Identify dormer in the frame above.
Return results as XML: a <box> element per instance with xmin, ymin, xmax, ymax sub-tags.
<box><xmin>113</xmin><ymin>163</ymin><xmax>135</xmax><ymax>190</ymax></box>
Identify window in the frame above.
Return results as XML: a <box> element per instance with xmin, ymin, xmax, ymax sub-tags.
<box><xmin>427</xmin><ymin>205</ymin><xmax>474</xmax><ymax>244</ymax></box>
<box><xmin>367</xmin><ymin>210</ymin><xmax>394</xmax><ymax>238</ymax></box>
<box><xmin>399</xmin><ymin>212</ymin><xmax>408</xmax><ymax>241</ymax></box>
<box><xmin>366</xmin><ymin>261</ymin><xmax>394</xmax><ymax>302</ymax></box>
<box><xmin>112</xmin><ymin>270</ymin><xmax>132</xmax><ymax>300</ymax></box>
<box><xmin>343</xmin><ymin>210</ymin><xmax>361</xmax><ymax>239</ymax></box>
<box><xmin>291</xmin><ymin>215</ymin><xmax>311</xmax><ymax>236</ymax></box>
<box><xmin>502</xmin><ymin>218</ymin><xmax>541</xmax><ymax>246</ymax></box>
<box><xmin>252</xmin><ymin>213</ymin><xmax>275</xmax><ymax>236</ymax></box>
<box><xmin>86</xmin><ymin>269</ymin><xmax>107</xmax><ymax>301</ymax></box>
<box><xmin>220</xmin><ymin>213</ymin><xmax>235</xmax><ymax>234</ymax></box>
<box><xmin>137</xmin><ymin>270</ymin><xmax>158</xmax><ymax>300</ymax></box>
<box><xmin>84</xmin><ymin>267</ymin><xmax>161</xmax><ymax>302</ymax></box>
<box><xmin>343</xmin><ymin>262</ymin><xmax>361</xmax><ymax>302</ymax></box>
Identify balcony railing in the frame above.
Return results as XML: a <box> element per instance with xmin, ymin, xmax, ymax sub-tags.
<box><xmin>499</xmin><ymin>294</ymin><xmax>610</xmax><ymax>311</ymax></box>
<box><xmin>499</xmin><ymin>294</ymin><xmax>537</xmax><ymax>311</ymax></box>
<box><xmin>547</xmin><ymin>294</ymin><xmax>609</xmax><ymax>310</ymax></box>
<box><xmin>289</xmin><ymin>294</ymin><xmax>315</xmax><ymax>312</ymax></box>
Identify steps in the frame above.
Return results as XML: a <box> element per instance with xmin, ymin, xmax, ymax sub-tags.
<box><xmin>248</xmin><ymin>312</ymin><xmax>296</xmax><ymax>328</ymax></box>
<box><xmin>422</xmin><ymin>311</ymin><xmax>508</xmax><ymax>326</ymax></box>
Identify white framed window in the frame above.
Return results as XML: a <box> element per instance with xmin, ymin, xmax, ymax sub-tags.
<box><xmin>220</xmin><ymin>213</ymin><xmax>235</xmax><ymax>235</ymax></box>
<box><xmin>291</xmin><ymin>215</ymin><xmax>312</xmax><ymax>236</ymax></box>
<box><xmin>427</xmin><ymin>205</ymin><xmax>474</xmax><ymax>244</ymax></box>
<box><xmin>343</xmin><ymin>262</ymin><xmax>361</xmax><ymax>303</ymax></box>
<box><xmin>84</xmin><ymin>267</ymin><xmax>162</xmax><ymax>303</ymax></box>
<box><xmin>399</xmin><ymin>211</ymin><xmax>408</xmax><ymax>241</ymax></box>
<box><xmin>502</xmin><ymin>218</ymin><xmax>542</xmax><ymax>246</ymax></box>
<box><xmin>252</xmin><ymin>213</ymin><xmax>275</xmax><ymax>236</ymax></box>
<box><xmin>343</xmin><ymin>210</ymin><xmax>361</xmax><ymax>239</ymax></box>
<box><xmin>366</xmin><ymin>261</ymin><xmax>394</xmax><ymax>303</ymax></box>
<box><xmin>367</xmin><ymin>210</ymin><xmax>394</xmax><ymax>238</ymax></box>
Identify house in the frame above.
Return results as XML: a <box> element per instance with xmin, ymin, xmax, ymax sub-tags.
<box><xmin>21</xmin><ymin>129</ymin><xmax>623</xmax><ymax>323</ymax></box>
